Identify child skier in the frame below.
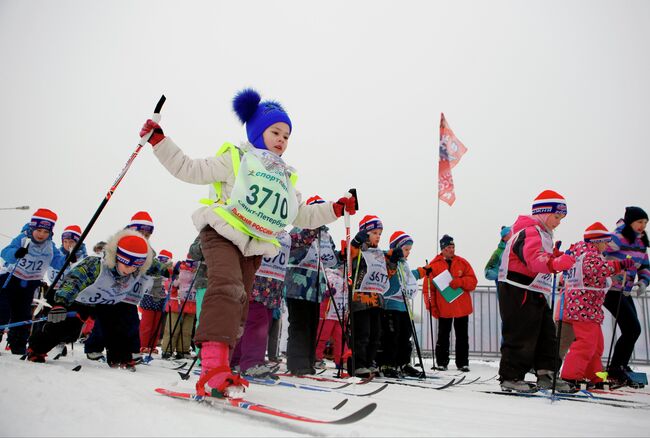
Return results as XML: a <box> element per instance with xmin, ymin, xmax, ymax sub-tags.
<box><xmin>284</xmin><ymin>196</ymin><xmax>341</xmax><ymax>376</ymax></box>
<box><xmin>497</xmin><ymin>190</ymin><xmax>577</xmax><ymax>392</ymax></box>
<box><xmin>27</xmin><ymin>230</ymin><xmax>153</xmax><ymax>369</ymax></box>
<box><xmin>559</xmin><ymin>222</ymin><xmax>634</xmax><ymax>387</ymax></box>
<box><xmin>315</xmin><ymin>266</ymin><xmax>347</xmax><ymax>370</ymax></box>
<box><xmin>0</xmin><ymin>208</ymin><xmax>66</xmax><ymax>355</ymax></box>
<box><xmin>348</xmin><ymin>215</ymin><xmax>401</xmax><ymax>377</ymax></box>
<box><xmin>139</xmin><ymin>249</ymin><xmax>173</xmax><ymax>355</ymax></box>
<box><xmin>140</xmin><ymin>88</ymin><xmax>357</xmax><ymax>396</ymax></box>
<box><xmin>378</xmin><ymin>231</ymin><xmax>422</xmax><ymax>378</ymax></box>
<box><xmin>162</xmin><ymin>256</ymin><xmax>198</xmax><ymax>359</ymax></box>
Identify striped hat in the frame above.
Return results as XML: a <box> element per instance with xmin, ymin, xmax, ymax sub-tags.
<box><xmin>389</xmin><ymin>231</ymin><xmax>413</xmax><ymax>249</ymax></box>
<box><xmin>116</xmin><ymin>235</ymin><xmax>148</xmax><ymax>267</ymax></box>
<box><xmin>157</xmin><ymin>249</ymin><xmax>173</xmax><ymax>262</ymax></box>
<box><xmin>306</xmin><ymin>195</ymin><xmax>325</xmax><ymax>205</ymax></box>
<box><xmin>127</xmin><ymin>211</ymin><xmax>154</xmax><ymax>235</ymax></box>
<box><xmin>532</xmin><ymin>190</ymin><xmax>567</xmax><ymax>216</ymax></box>
<box><xmin>584</xmin><ymin>222</ymin><xmax>611</xmax><ymax>243</ymax></box>
<box><xmin>61</xmin><ymin>225</ymin><xmax>82</xmax><ymax>243</ymax></box>
<box><xmin>30</xmin><ymin>208</ymin><xmax>58</xmax><ymax>232</ymax></box>
<box><xmin>359</xmin><ymin>215</ymin><xmax>383</xmax><ymax>232</ymax></box>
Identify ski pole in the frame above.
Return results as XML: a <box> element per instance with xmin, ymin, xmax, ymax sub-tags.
<box><xmin>601</xmin><ymin>260</ymin><xmax>631</xmax><ymax>383</ymax></box>
<box><xmin>41</xmin><ymin>95</ymin><xmax>166</xmax><ymax>303</ymax></box>
<box><xmin>397</xmin><ymin>265</ymin><xmax>426</xmax><ymax>379</ymax></box>
<box><xmin>164</xmin><ymin>261</ymin><xmax>202</xmax><ymax>357</ymax></box>
<box><xmin>551</xmin><ymin>272</ymin><xmax>567</xmax><ymax>398</ymax></box>
<box><xmin>549</xmin><ymin>241</ymin><xmax>562</xmax><ymax>317</ymax></box>
<box><xmin>2</xmin><ymin>238</ymin><xmax>31</xmax><ymax>289</ymax></box>
<box><xmin>179</xmin><ymin>355</ymin><xmax>200</xmax><ymax>380</ymax></box>
<box><xmin>343</xmin><ymin>188</ymin><xmax>358</xmax><ymax>376</ymax></box>
<box><xmin>424</xmin><ymin>259</ymin><xmax>437</xmax><ymax>370</ymax></box>
<box><xmin>0</xmin><ymin>311</ymin><xmax>77</xmax><ymax>331</ymax></box>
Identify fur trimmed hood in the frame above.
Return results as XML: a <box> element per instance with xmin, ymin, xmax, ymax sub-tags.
<box><xmin>103</xmin><ymin>229</ymin><xmax>153</xmax><ymax>274</ymax></box>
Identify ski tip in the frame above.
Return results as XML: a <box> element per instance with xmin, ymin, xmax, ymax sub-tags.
<box><xmin>329</xmin><ymin>402</ymin><xmax>377</xmax><ymax>425</ymax></box>
<box><xmin>72</xmin><ymin>365</ymin><xmax>82</xmax><ymax>372</ymax></box>
<box><xmin>332</xmin><ymin>398</ymin><xmax>349</xmax><ymax>410</ymax></box>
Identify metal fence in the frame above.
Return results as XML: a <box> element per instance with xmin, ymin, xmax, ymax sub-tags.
<box><xmin>414</xmin><ymin>284</ymin><xmax>650</xmax><ymax>365</ymax></box>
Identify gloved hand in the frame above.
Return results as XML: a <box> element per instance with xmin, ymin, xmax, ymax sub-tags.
<box><xmin>139</xmin><ymin>119</ymin><xmax>165</xmax><ymax>146</ymax></box>
<box><xmin>550</xmin><ymin>254</ymin><xmax>576</xmax><ymax>273</ymax></box>
<box><xmin>450</xmin><ymin>278</ymin><xmax>463</xmax><ymax>289</ymax></box>
<box><xmin>14</xmin><ymin>247</ymin><xmax>28</xmax><ymax>258</ymax></box>
<box><xmin>389</xmin><ymin>247</ymin><xmax>403</xmax><ymax>263</ymax></box>
<box><xmin>68</xmin><ymin>252</ymin><xmax>78</xmax><ymax>264</ymax></box>
<box><xmin>418</xmin><ymin>266</ymin><xmax>433</xmax><ymax>278</ymax></box>
<box><xmin>47</xmin><ymin>306</ymin><xmax>68</xmax><ymax>324</ymax></box>
<box><xmin>351</xmin><ymin>230</ymin><xmax>368</xmax><ymax>248</ymax></box>
<box><xmin>618</xmin><ymin>258</ymin><xmax>635</xmax><ymax>271</ymax></box>
<box><xmin>332</xmin><ymin>195</ymin><xmax>357</xmax><ymax>217</ymax></box>
<box><xmin>635</xmin><ymin>281</ymin><xmax>648</xmax><ymax>296</ymax></box>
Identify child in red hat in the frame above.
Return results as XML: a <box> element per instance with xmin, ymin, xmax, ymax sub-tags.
<box><xmin>0</xmin><ymin>209</ymin><xmax>66</xmax><ymax>355</ymax></box>
<box><xmin>559</xmin><ymin>222</ymin><xmax>633</xmax><ymax>388</ymax></box>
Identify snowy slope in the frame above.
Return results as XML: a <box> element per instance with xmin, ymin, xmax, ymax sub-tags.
<box><xmin>1</xmin><ymin>344</ymin><xmax>649</xmax><ymax>437</ymax></box>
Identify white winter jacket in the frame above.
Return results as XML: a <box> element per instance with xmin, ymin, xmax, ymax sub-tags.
<box><xmin>153</xmin><ymin>137</ymin><xmax>339</xmax><ymax>257</ymax></box>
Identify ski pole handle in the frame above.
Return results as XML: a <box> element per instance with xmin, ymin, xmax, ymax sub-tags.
<box><xmin>139</xmin><ymin>95</ymin><xmax>167</xmax><ymax>146</ymax></box>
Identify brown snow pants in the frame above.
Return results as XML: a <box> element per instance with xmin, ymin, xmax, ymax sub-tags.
<box><xmin>194</xmin><ymin>227</ymin><xmax>262</xmax><ymax>347</ymax></box>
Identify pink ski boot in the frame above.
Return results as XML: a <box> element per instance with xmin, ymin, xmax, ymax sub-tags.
<box><xmin>196</xmin><ymin>341</ymin><xmax>249</xmax><ymax>397</ymax></box>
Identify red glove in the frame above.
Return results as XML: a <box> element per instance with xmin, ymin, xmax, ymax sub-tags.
<box><xmin>139</xmin><ymin>119</ymin><xmax>165</xmax><ymax>146</ymax></box>
<box><xmin>617</xmin><ymin>258</ymin><xmax>635</xmax><ymax>272</ymax></box>
<box><xmin>549</xmin><ymin>254</ymin><xmax>576</xmax><ymax>273</ymax></box>
<box><xmin>450</xmin><ymin>279</ymin><xmax>463</xmax><ymax>289</ymax></box>
<box><xmin>332</xmin><ymin>195</ymin><xmax>357</xmax><ymax>217</ymax></box>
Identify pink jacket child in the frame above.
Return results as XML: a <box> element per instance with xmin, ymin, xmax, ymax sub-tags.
<box><xmin>560</xmin><ymin>222</ymin><xmax>633</xmax><ymax>385</ymax></box>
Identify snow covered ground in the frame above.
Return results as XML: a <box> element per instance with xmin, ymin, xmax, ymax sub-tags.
<box><xmin>1</xmin><ymin>343</ymin><xmax>650</xmax><ymax>437</ymax></box>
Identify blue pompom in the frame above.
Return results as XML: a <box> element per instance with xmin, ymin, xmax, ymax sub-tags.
<box><xmin>232</xmin><ymin>88</ymin><xmax>261</xmax><ymax>124</ymax></box>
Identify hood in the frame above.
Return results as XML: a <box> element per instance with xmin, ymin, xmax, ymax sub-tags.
<box><xmin>103</xmin><ymin>229</ymin><xmax>153</xmax><ymax>274</ymax></box>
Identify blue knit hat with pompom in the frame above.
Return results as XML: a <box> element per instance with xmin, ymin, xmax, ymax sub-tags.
<box><xmin>232</xmin><ymin>89</ymin><xmax>292</xmax><ymax>150</ymax></box>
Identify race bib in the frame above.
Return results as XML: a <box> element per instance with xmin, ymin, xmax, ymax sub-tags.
<box><xmin>356</xmin><ymin>248</ymin><xmax>390</xmax><ymax>294</ymax></box>
<box><xmin>13</xmin><ymin>239</ymin><xmax>53</xmax><ymax>281</ymax></box>
<box><xmin>564</xmin><ymin>253</ymin><xmax>612</xmax><ymax>292</ymax></box>
<box><xmin>290</xmin><ymin>231</ymin><xmax>337</xmax><ymax>272</ymax></box>
<box><xmin>75</xmin><ymin>264</ymin><xmax>142</xmax><ymax>305</ymax></box>
<box><xmin>257</xmin><ymin>232</ymin><xmax>291</xmax><ymax>281</ymax></box>
<box><xmin>123</xmin><ymin>275</ymin><xmax>154</xmax><ymax>305</ymax></box>
<box><xmin>324</xmin><ymin>268</ymin><xmax>346</xmax><ymax>319</ymax></box>
<box><xmin>223</xmin><ymin>148</ymin><xmax>298</xmax><ymax>240</ymax></box>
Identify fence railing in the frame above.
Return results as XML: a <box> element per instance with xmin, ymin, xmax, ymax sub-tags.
<box><xmin>414</xmin><ymin>284</ymin><xmax>650</xmax><ymax>365</ymax></box>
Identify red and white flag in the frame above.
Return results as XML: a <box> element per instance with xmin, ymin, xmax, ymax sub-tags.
<box><xmin>438</xmin><ymin>113</ymin><xmax>467</xmax><ymax>206</ymax></box>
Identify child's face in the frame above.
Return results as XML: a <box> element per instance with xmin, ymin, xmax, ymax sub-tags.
<box><xmin>116</xmin><ymin>261</ymin><xmax>138</xmax><ymax>276</ymax></box>
<box><xmin>31</xmin><ymin>228</ymin><xmax>51</xmax><ymax>242</ymax></box>
<box><xmin>631</xmin><ymin>219</ymin><xmax>648</xmax><ymax>234</ymax></box>
<box><xmin>263</xmin><ymin>122</ymin><xmax>290</xmax><ymax>156</ymax></box>
<box><xmin>368</xmin><ymin>229</ymin><xmax>382</xmax><ymax>247</ymax></box>
<box><xmin>62</xmin><ymin>238</ymin><xmax>76</xmax><ymax>252</ymax></box>
<box><xmin>595</xmin><ymin>241</ymin><xmax>608</xmax><ymax>253</ymax></box>
<box><xmin>544</xmin><ymin>213</ymin><xmax>565</xmax><ymax>231</ymax></box>
<box><xmin>401</xmin><ymin>245</ymin><xmax>412</xmax><ymax>259</ymax></box>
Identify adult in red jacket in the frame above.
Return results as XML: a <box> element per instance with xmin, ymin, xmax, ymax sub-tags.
<box><xmin>421</xmin><ymin>234</ymin><xmax>477</xmax><ymax>371</ymax></box>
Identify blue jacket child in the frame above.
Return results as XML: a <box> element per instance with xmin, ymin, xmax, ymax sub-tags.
<box><xmin>0</xmin><ymin>208</ymin><xmax>65</xmax><ymax>354</ymax></box>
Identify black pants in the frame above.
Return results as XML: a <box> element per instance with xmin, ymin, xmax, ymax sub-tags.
<box><xmin>267</xmin><ymin>315</ymin><xmax>281</xmax><ymax>360</ymax></box>
<box><xmin>85</xmin><ymin>304</ymin><xmax>140</xmax><ymax>355</ymax></box>
<box><xmin>0</xmin><ymin>275</ymin><xmax>39</xmax><ymax>355</ymax></box>
<box><xmin>286</xmin><ymin>298</ymin><xmax>320</xmax><ymax>371</ymax></box>
<box><xmin>29</xmin><ymin>302</ymin><xmax>135</xmax><ymax>364</ymax></box>
<box><xmin>352</xmin><ymin>307</ymin><xmax>382</xmax><ymax>370</ymax></box>
<box><xmin>498</xmin><ymin>282</ymin><xmax>559</xmax><ymax>380</ymax></box>
<box><xmin>603</xmin><ymin>290</ymin><xmax>641</xmax><ymax>369</ymax></box>
<box><xmin>378</xmin><ymin>310</ymin><xmax>413</xmax><ymax>367</ymax></box>
<box><xmin>435</xmin><ymin>316</ymin><xmax>469</xmax><ymax>368</ymax></box>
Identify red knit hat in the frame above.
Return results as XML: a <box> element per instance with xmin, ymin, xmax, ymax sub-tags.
<box><xmin>584</xmin><ymin>222</ymin><xmax>611</xmax><ymax>243</ymax></box>
<box><xmin>116</xmin><ymin>235</ymin><xmax>148</xmax><ymax>267</ymax></box>
<box><xmin>359</xmin><ymin>215</ymin><xmax>383</xmax><ymax>232</ymax></box>
<box><xmin>306</xmin><ymin>195</ymin><xmax>325</xmax><ymax>205</ymax></box>
<box><xmin>158</xmin><ymin>249</ymin><xmax>173</xmax><ymax>260</ymax></box>
<box><xmin>389</xmin><ymin>231</ymin><xmax>413</xmax><ymax>249</ymax></box>
<box><xmin>30</xmin><ymin>208</ymin><xmax>58</xmax><ymax>232</ymax></box>
<box><xmin>61</xmin><ymin>225</ymin><xmax>82</xmax><ymax>243</ymax></box>
<box><xmin>532</xmin><ymin>190</ymin><xmax>567</xmax><ymax>216</ymax></box>
<box><xmin>127</xmin><ymin>211</ymin><xmax>154</xmax><ymax>234</ymax></box>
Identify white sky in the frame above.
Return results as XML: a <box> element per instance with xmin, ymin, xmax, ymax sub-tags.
<box><xmin>1</xmin><ymin>0</ymin><xmax>649</xmax><ymax>276</ymax></box>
